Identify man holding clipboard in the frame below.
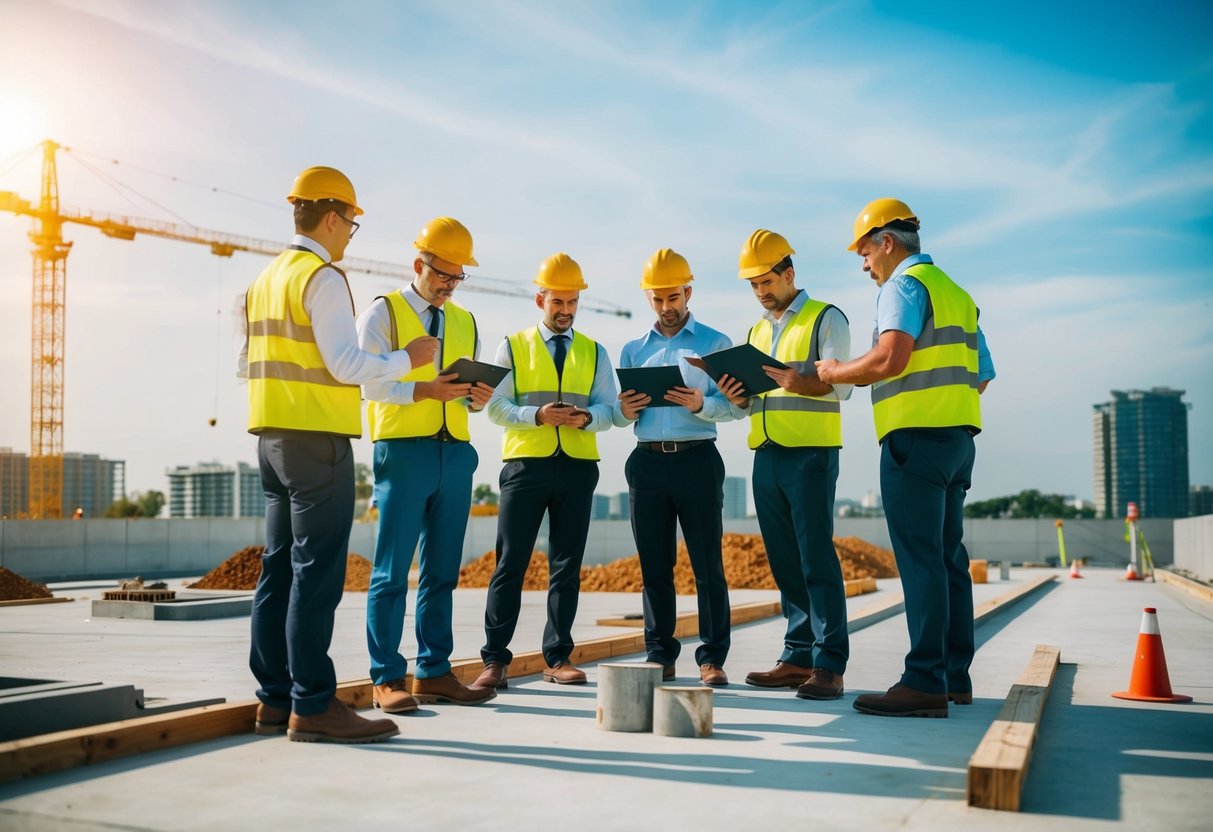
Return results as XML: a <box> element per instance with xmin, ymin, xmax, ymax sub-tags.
<box><xmin>613</xmin><ymin>248</ymin><xmax>742</xmax><ymax>687</ymax></box>
<box><xmin>720</xmin><ymin>229</ymin><xmax>854</xmax><ymax>701</ymax></box>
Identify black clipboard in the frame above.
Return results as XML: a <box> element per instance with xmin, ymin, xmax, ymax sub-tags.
<box><xmin>616</xmin><ymin>365</ymin><xmax>686</xmax><ymax>408</ymax></box>
<box><xmin>686</xmin><ymin>343</ymin><xmax>787</xmax><ymax>396</ymax></box>
<box><xmin>441</xmin><ymin>357</ymin><xmax>510</xmax><ymax>389</ymax></box>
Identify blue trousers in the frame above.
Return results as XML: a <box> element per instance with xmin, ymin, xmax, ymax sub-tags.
<box><xmin>753</xmin><ymin>445</ymin><xmax>848</xmax><ymax>674</ymax></box>
<box><xmin>366</xmin><ymin>438</ymin><xmax>477</xmax><ymax>683</ymax></box>
<box><xmin>880</xmin><ymin>427</ymin><xmax>976</xmax><ymax>695</ymax></box>
<box><xmin>250</xmin><ymin>431</ymin><xmax>354</xmax><ymax>717</ymax></box>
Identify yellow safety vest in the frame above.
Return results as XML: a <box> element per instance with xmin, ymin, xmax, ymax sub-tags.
<box><xmin>871</xmin><ymin>263</ymin><xmax>982</xmax><ymax>442</ymax></box>
<box><xmin>502</xmin><ymin>327</ymin><xmax>599</xmax><ymax>461</ymax></box>
<box><xmin>246</xmin><ymin>247</ymin><xmax>361</xmax><ymax>437</ymax></box>
<box><xmin>367</xmin><ymin>293</ymin><xmax>477</xmax><ymax>441</ymax></box>
<box><xmin>746</xmin><ymin>299</ymin><xmax>843</xmax><ymax>449</ymax></box>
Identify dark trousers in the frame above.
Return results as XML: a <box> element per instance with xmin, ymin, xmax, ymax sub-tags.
<box><xmin>881</xmin><ymin>427</ymin><xmax>976</xmax><ymax>694</ymax></box>
<box><xmin>366</xmin><ymin>438</ymin><xmax>477</xmax><ymax>683</ymax></box>
<box><xmin>482</xmin><ymin>454</ymin><xmax>599</xmax><ymax>666</ymax></box>
<box><xmin>250</xmin><ymin>430</ymin><xmax>354</xmax><ymax>717</ymax></box>
<box><xmin>753</xmin><ymin>445</ymin><xmax>848</xmax><ymax>674</ymax></box>
<box><xmin>626</xmin><ymin>443</ymin><xmax>730</xmax><ymax>667</ymax></box>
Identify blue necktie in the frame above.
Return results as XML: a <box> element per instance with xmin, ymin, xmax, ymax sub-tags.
<box><xmin>553</xmin><ymin>334</ymin><xmax>568</xmax><ymax>377</ymax></box>
<box><xmin>427</xmin><ymin>305</ymin><xmax>442</xmax><ymax>338</ymax></box>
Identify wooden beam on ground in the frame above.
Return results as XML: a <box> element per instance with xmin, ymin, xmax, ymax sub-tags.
<box><xmin>974</xmin><ymin>574</ymin><xmax>1055</xmax><ymax>624</ymax></box>
<box><xmin>967</xmin><ymin>644</ymin><xmax>1061</xmax><ymax>811</ymax></box>
<box><xmin>0</xmin><ymin>596</ymin><xmax>73</xmax><ymax>608</ymax></box>
<box><xmin>1157</xmin><ymin>569</ymin><xmax>1213</xmax><ymax>604</ymax></box>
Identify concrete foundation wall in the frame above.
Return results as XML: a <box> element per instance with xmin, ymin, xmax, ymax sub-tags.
<box><xmin>1</xmin><ymin>515</ymin><xmax>1172</xmax><ymax>581</ymax></box>
<box><xmin>1173</xmin><ymin>514</ymin><xmax>1213</xmax><ymax>582</ymax></box>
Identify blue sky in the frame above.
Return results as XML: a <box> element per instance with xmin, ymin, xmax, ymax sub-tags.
<box><xmin>1</xmin><ymin>0</ymin><xmax>1210</xmax><ymax>512</ymax></box>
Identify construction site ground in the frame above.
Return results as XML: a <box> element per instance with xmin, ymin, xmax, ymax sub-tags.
<box><xmin>1</xmin><ymin>567</ymin><xmax>1210</xmax><ymax>831</ymax></box>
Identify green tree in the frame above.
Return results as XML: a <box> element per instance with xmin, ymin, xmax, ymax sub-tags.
<box><xmin>104</xmin><ymin>490</ymin><xmax>165</xmax><ymax>518</ymax></box>
<box><xmin>965</xmin><ymin>489</ymin><xmax>1095</xmax><ymax>519</ymax></box>
<box><xmin>354</xmin><ymin>462</ymin><xmax>373</xmax><ymax>501</ymax></box>
<box><xmin>472</xmin><ymin>483</ymin><xmax>498</xmax><ymax>505</ymax></box>
<box><xmin>104</xmin><ymin>497</ymin><xmax>141</xmax><ymax>518</ymax></box>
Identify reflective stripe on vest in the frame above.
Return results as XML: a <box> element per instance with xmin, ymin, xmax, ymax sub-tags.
<box><xmin>502</xmin><ymin>327</ymin><xmax>599</xmax><ymax>460</ymax></box>
<box><xmin>246</xmin><ymin>248</ymin><xmax>361</xmax><ymax>436</ymax></box>
<box><xmin>367</xmin><ymin>293</ymin><xmax>477</xmax><ymax>441</ymax></box>
<box><xmin>746</xmin><ymin>299</ymin><xmax>843</xmax><ymax>449</ymax></box>
<box><xmin>871</xmin><ymin>263</ymin><xmax>982</xmax><ymax>442</ymax></box>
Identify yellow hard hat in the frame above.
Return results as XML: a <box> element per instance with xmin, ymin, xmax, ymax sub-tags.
<box><xmin>640</xmin><ymin>248</ymin><xmax>693</xmax><ymax>290</ymax></box>
<box><xmin>413</xmin><ymin>216</ymin><xmax>478</xmax><ymax>267</ymax></box>
<box><xmin>738</xmin><ymin>229</ymin><xmax>795</xmax><ymax>279</ymax></box>
<box><xmin>287</xmin><ymin>166</ymin><xmax>363</xmax><ymax>215</ymax></box>
<box><xmin>534</xmin><ymin>252</ymin><xmax>588</xmax><ymax>291</ymax></box>
<box><xmin>847</xmin><ymin>197</ymin><xmax>918</xmax><ymax>251</ymax></box>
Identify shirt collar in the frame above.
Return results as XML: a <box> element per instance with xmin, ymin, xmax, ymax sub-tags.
<box><xmin>291</xmin><ymin>234</ymin><xmax>332</xmax><ymax>263</ymax></box>
<box><xmin>538</xmin><ymin>322</ymin><xmax>574</xmax><ymax>342</ymax></box>
<box><xmin>763</xmin><ymin>288</ymin><xmax>807</xmax><ymax>324</ymax></box>
<box><xmin>890</xmin><ymin>252</ymin><xmax>934</xmax><ymax>282</ymax></box>
<box><xmin>402</xmin><ymin>283</ymin><xmax>432</xmax><ymax>316</ymax></box>
<box><xmin>645</xmin><ymin>311</ymin><xmax>699</xmax><ymax>343</ymax></box>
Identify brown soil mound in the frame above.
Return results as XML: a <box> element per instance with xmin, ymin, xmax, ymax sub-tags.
<box><xmin>0</xmin><ymin>566</ymin><xmax>53</xmax><ymax>601</ymax></box>
<box><xmin>189</xmin><ymin>546</ymin><xmax>375</xmax><ymax>592</ymax></box>
<box><xmin>457</xmin><ymin>534</ymin><xmax>898</xmax><ymax>594</ymax></box>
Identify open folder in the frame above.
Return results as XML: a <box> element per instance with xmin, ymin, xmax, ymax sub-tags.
<box><xmin>616</xmin><ymin>365</ymin><xmax>686</xmax><ymax>408</ymax></box>
<box><xmin>685</xmin><ymin>343</ymin><xmax>788</xmax><ymax>396</ymax></box>
<box><xmin>440</xmin><ymin>357</ymin><xmax>510</xmax><ymax>389</ymax></box>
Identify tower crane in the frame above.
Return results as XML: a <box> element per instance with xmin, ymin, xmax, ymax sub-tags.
<box><xmin>0</xmin><ymin>140</ymin><xmax>632</xmax><ymax>518</ymax></box>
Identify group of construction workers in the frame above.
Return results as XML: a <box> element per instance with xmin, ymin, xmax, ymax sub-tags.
<box><xmin>242</xmin><ymin>166</ymin><xmax>995</xmax><ymax>744</ymax></box>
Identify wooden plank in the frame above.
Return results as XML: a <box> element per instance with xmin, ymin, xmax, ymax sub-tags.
<box><xmin>967</xmin><ymin>644</ymin><xmax>1061</xmax><ymax>811</ymax></box>
<box><xmin>974</xmin><ymin>574</ymin><xmax>1056</xmax><ymax>624</ymax></box>
<box><xmin>844</xmin><ymin>576</ymin><xmax>878</xmax><ymax>597</ymax></box>
<box><xmin>0</xmin><ymin>596</ymin><xmax>73</xmax><ymax>608</ymax></box>
<box><xmin>1157</xmin><ymin>569</ymin><xmax>1213</xmax><ymax>604</ymax></box>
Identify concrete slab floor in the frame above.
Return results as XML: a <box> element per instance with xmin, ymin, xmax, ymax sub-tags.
<box><xmin>0</xmin><ymin>568</ymin><xmax>1210</xmax><ymax>831</ymax></box>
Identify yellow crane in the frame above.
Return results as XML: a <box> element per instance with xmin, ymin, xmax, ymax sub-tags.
<box><xmin>1</xmin><ymin>140</ymin><xmax>631</xmax><ymax>518</ymax></box>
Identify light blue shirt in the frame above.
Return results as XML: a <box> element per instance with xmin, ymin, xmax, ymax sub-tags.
<box><xmin>486</xmin><ymin>324</ymin><xmax>617</xmax><ymax>432</ymax></box>
<box><xmin>611</xmin><ymin>313</ymin><xmax>741</xmax><ymax>441</ymax></box>
<box><xmin>876</xmin><ymin>254</ymin><xmax>996</xmax><ymax>382</ymax></box>
<box><xmin>756</xmin><ymin>289</ymin><xmax>853</xmax><ymax>402</ymax></box>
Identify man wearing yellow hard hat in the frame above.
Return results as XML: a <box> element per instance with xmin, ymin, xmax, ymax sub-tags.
<box><xmin>817</xmin><ymin>198</ymin><xmax>995</xmax><ymax>718</ymax></box>
<box><xmin>242</xmin><ymin>166</ymin><xmax>438</xmax><ymax>743</ymax></box>
<box><xmin>471</xmin><ymin>253</ymin><xmax>618</xmax><ymax>689</ymax></box>
<box><xmin>724</xmin><ymin>229</ymin><xmax>853</xmax><ymax>701</ymax></box>
<box><xmin>612</xmin><ymin>249</ymin><xmax>741</xmax><ymax>688</ymax></box>
<box><xmin>356</xmin><ymin>217</ymin><xmax>496</xmax><ymax>711</ymax></box>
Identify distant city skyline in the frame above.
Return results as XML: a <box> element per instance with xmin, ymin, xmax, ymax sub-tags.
<box><xmin>1093</xmin><ymin>388</ymin><xmax>1191</xmax><ymax>518</ymax></box>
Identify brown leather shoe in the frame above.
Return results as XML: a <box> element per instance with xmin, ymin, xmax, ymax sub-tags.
<box><xmin>661</xmin><ymin>664</ymin><xmax>676</xmax><ymax>682</ymax></box>
<box><xmin>254</xmin><ymin>702</ymin><xmax>289</xmax><ymax>736</ymax></box>
<box><xmin>543</xmin><ymin>660</ymin><xmax>587</xmax><ymax>685</ymax></box>
<box><xmin>796</xmin><ymin>668</ymin><xmax>844</xmax><ymax>700</ymax></box>
<box><xmin>287</xmin><ymin>698</ymin><xmax>399</xmax><ymax>743</ymax></box>
<box><xmin>471</xmin><ymin>662</ymin><xmax>509</xmax><ymax>690</ymax></box>
<box><xmin>372</xmin><ymin>678</ymin><xmax>420</xmax><ymax>713</ymax></box>
<box><xmin>948</xmin><ymin>691</ymin><xmax>973</xmax><ymax>705</ymax></box>
<box><xmin>853</xmin><ymin>683</ymin><xmax>948</xmax><ymax>718</ymax></box>
<box><xmin>412</xmin><ymin>671</ymin><xmax>497</xmax><ymax>705</ymax></box>
<box><xmin>744</xmin><ymin>661</ymin><xmax>813</xmax><ymax>688</ymax></box>
<box><xmin>699</xmin><ymin>663</ymin><xmax>728</xmax><ymax>687</ymax></box>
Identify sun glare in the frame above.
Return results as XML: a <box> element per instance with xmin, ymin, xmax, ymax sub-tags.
<box><xmin>0</xmin><ymin>91</ymin><xmax>51</xmax><ymax>157</ymax></box>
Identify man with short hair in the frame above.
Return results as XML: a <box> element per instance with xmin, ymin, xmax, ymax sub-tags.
<box><xmin>471</xmin><ymin>253</ymin><xmax>617</xmax><ymax>689</ymax></box>
<box><xmin>817</xmin><ymin>198</ymin><xmax>995</xmax><ymax>718</ymax></box>
<box><xmin>357</xmin><ymin>217</ymin><xmax>496</xmax><ymax>710</ymax></box>
<box><xmin>614</xmin><ymin>248</ymin><xmax>738</xmax><ymax>687</ymax></box>
<box><xmin>242</xmin><ymin>166</ymin><xmax>437</xmax><ymax>743</ymax></box>
<box><xmin>723</xmin><ymin>229</ymin><xmax>853</xmax><ymax>701</ymax></box>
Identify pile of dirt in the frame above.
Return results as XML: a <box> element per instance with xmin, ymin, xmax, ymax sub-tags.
<box><xmin>0</xmin><ymin>566</ymin><xmax>53</xmax><ymax>601</ymax></box>
<box><xmin>189</xmin><ymin>546</ymin><xmax>375</xmax><ymax>592</ymax></box>
<box><xmin>456</xmin><ymin>534</ymin><xmax>898</xmax><ymax>594</ymax></box>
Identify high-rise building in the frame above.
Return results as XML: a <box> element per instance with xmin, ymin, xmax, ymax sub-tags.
<box><xmin>1</xmin><ymin>448</ymin><xmax>124</xmax><ymax>518</ymax></box>
<box><xmin>0</xmin><ymin>448</ymin><xmax>29</xmax><ymax>518</ymax></box>
<box><xmin>1093</xmin><ymin>388</ymin><xmax>1190</xmax><ymax>518</ymax></box>
<box><xmin>167</xmin><ymin>461</ymin><xmax>264</xmax><ymax>518</ymax></box>
<box><xmin>591</xmin><ymin>493</ymin><xmax>611</xmax><ymax>521</ymax></box>
<box><xmin>723</xmin><ymin>476</ymin><xmax>747</xmax><ymax>519</ymax></box>
<box><xmin>607</xmin><ymin>492</ymin><xmax>630</xmax><ymax>521</ymax></box>
<box><xmin>1192</xmin><ymin>485</ymin><xmax>1213</xmax><ymax>518</ymax></box>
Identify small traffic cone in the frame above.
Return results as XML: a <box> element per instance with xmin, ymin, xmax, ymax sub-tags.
<box><xmin>1069</xmin><ymin>560</ymin><xmax>1083</xmax><ymax>579</ymax></box>
<box><xmin>1112</xmin><ymin>607</ymin><xmax>1192</xmax><ymax>703</ymax></box>
<box><xmin>1124</xmin><ymin>561</ymin><xmax>1140</xmax><ymax>581</ymax></box>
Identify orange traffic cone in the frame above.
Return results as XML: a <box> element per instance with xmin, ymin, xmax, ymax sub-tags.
<box><xmin>1124</xmin><ymin>561</ymin><xmax>1140</xmax><ymax>581</ymax></box>
<box><xmin>1069</xmin><ymin>560</ymin><xmax>1083</xmax><ymax>579</ymax></box>
<box><xmin>1112</xmin><ymin>607</ymin><xmax>1192</xmax><ymax>703</ymax></box>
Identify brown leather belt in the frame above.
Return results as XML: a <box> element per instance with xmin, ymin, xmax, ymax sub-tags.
<box><xmin>637</xmin><ymin>439</ymin><xmax>713</xmax><ymax>454</ymax></box>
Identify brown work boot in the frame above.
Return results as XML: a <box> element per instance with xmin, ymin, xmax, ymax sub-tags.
<box><xmin>853</xmin><ymin>683</ymin><xmax>948</xmax><ymax>718</ymax></box>
<box><xmin>254</xmin><ymin>702</ymin><xmax>290</xmax><ymax>736</ymax></box>
<box><xmin>471</xmin><ymin>662</ymin><xmax>509</xmax><ymax>691</ymax></box>
<box><xmin>796</xmin><ymin>668</ymin><xmax>844</xmax><ymax>700</ymax></box>
<box><xmin>744</xmin><ymin>661</ymin><xmax>813</xmax><ymax>688</ymax></box>
<box><xmin>699</xmin><ymin>663</ymin><xmax>729</xmax><ymax>687</ymax></box>
<box><xmin>658</xmin><ymin>663</ymin><xmax>676</xmax><ymax>682</ymax></box>
<box><xmin>948</xmin><ymin>691</ymin><xmax>973</xmax><ymax>705</ymax></box>
<box><xmin>412</xmin><ymin>671</ymin><xmax>497</xmax><ymax>705</ymax></box>
<box><xmin>287</xmin><ymin>698</ymin><xmax>399</xmax><ymax>743</ymax></box>
<box><xmin>372</xmin><ymin>678</ymin><xmax>420</xmax><ymax>714</ymax></box>
<box><xmin>543</xmin><ymin>660</ymin><xmax>587</xmax><ymax>685</ymax></box>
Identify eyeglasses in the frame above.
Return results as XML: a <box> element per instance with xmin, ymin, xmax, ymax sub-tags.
<box><xmin>425</xmin><ymin>261</ymin><xmax>468</xmax><ymax>283</ymax></box>
<box><xmin>334</xmin><ymin>211</ymin><xmax>360</xmax><ymax>238</ymax></box>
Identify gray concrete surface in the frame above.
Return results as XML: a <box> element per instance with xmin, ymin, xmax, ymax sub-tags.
<box><xmin>1</xmin><ymin>568</ymin><xmax>1210</xmax><ymax>831</ymax></box>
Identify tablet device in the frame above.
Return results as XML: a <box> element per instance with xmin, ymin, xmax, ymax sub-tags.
<box><xmin>440</xmin><ymin>357</ymin><xmax>510</xmax><ymax>389</ymax></box>
<box><xmin>616</xmin><ymin>365</ymin><xmax>686</xmax><ymax>408</ymax></box>
<box><xmin>687</xmin><ymin>343</ymin><xmax>788</xmax><ymax>396</ymax></box>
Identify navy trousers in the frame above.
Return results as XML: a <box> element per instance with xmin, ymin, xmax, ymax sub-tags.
<box><xmin>752</xmin><ymin>445</ymin><xmax>848</xmax><ymax>674</ymax></box>
<box><xmin>880</xmin><ymin>427</ymin><xmax>976</xmax><ymax>695</ymax></box>
<box><xmin>626</xmin><ymin>442</ymin><xmax>730</xmax><ymax>667</ymax></box>
<box><xmin>366</xmin><ymin>438</ymin><xmax>477</xmax><ymax>683</ymax></box>
<box><xmin>482</xmin><ymin>454</ymin><xmax>599</xmax><ymax>666</ymax></box>
<box><xmin>250</xmin><ymin>430</ymin><xmax>354</xmax><ymax>717</ymax></box>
